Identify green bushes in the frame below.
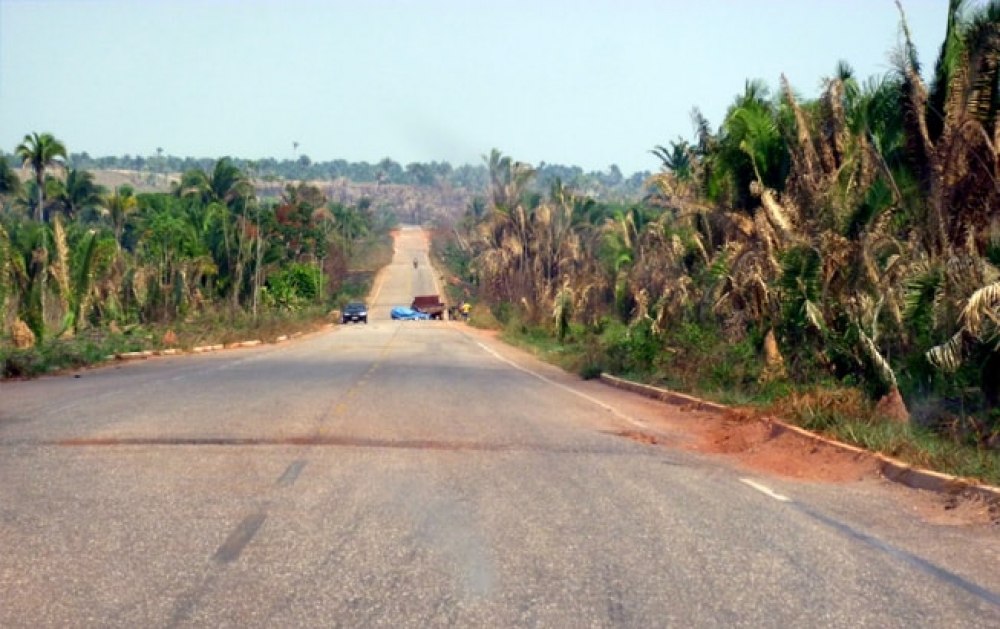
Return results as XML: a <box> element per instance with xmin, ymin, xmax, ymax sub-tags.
<box><xmin>263</xmin><ymin>263</ymin><xmax>324</xmax><ymax>310</ymax></box>
<box><xmin>600</xmin><ymin>319</ymin><xmax>659</xmax><ymax>378</ymax></box>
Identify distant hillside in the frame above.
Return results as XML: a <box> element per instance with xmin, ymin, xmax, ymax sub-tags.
<box><xmin>262</xmin><ymin>178</ymin><xmax>474</xmax><ymax>224</ymax></box>
<box><xmin>67</xmin><ymin>152</ymin><xmax>651</xmax><ymax>206</ymax></box>
<box><xmin>90</xmin><ymin>169</ymin><xmax>177</xmax><ymax>194</ymax></box>
<box><xmin>90</xmin><ymin>169</ymin><xmax>473</xmax><ymax>224</ymax></box>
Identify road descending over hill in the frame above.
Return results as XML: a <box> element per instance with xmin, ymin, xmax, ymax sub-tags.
<box><xmin>1</xmin><ymin>226</ymin><xmax>998</xmax><ymax>628</ymax></box>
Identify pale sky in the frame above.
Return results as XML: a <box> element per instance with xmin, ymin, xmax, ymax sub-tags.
<box><xmin>1</xmin><ymin>0</ymin><xmax>949</xmax><ymax>175</ymax></box>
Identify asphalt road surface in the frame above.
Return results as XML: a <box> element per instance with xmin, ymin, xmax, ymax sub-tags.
<box><xmin>1</xmin><ymin>226</ymin><xmax>999</xmax><ymax>628</ymax></box>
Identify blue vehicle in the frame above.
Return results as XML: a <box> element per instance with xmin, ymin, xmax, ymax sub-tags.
<box><xmin>391</xmin><ymin>306</ymin><xmax>430</xmax><ymax>320</ymax></box>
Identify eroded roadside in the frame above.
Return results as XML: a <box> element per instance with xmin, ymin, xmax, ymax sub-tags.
<box><xmin>456</xmin><ymin>321</ymin><xmax>1000</xmax><ymax>529</ymax></box>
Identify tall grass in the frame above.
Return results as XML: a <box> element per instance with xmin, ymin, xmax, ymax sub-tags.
<box><xmin>0</xmin><ymin>308</ymin><xmax>335</xmax><ymax>379</ymax></box>
<box><xmin>758</xmin><ymin>388</ymin><xmax>1000</xmax><ymax>485</ymax></box>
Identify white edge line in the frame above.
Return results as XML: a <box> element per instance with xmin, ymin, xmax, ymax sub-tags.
<box><xmin>740</xmin><ymin>478</ymin><xmax>791</xmax><ymax>502</ymax></box>
<box><xmin>475</xmin><ymin>341</ymin><xmax>649</xmax><ymax>431</ymax></box>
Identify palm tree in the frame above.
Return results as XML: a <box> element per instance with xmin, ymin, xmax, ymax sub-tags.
<box><xmin>897</xmin><ymin>0</ymin><xmax>1000</xmax><ymax>256</ymax></box>
<box><xmin>176</xmin><ymin>158</ymin><xmax>254</xmax><ymax>309</ymax></box>
<box><xmin>3</xmin><ymin>219</ymin><xmax>50</xmax><ymax>340</ymax></box>
<box><xmin>175</xmin><ymin>158</ymin><xmax>251</xmax><ymax>209</ymax></box>
<box><xmin>134</xmin><ymin>198</ymin><xmax>215</xmax><ymax>321</ymax></box>
<box><xmin>651</xmin><ymin>139</ymin><xmax>693</xmax><ymax>183</ymax></box>
<box><xmin>894</xmin><ymin>0</ymin><xmax>1000</xmax><ymax>396</ymax></box>
<box><xmin>0</xmin><ymin>222</ymin><xmax>15</xmax><ymax>326</ymax></box>
<box><xmin>51</xmin><ymin>168</ymin><xmax>107</xmax><ymax>222</ymax></box>
<box><xmin>15</xmin><ymin>132</ymin><xmax>67</xmax><ymax>222</ymax></box>
<box><xmin>0</xmin><ymin>155</ymin><xmax>21</xmax><ymax>202</ymax></box>
<box><xmin>105</xmin><ymin>186</ymin><xmax>138</xmax><ymax>249</ymax></box>
<box><xmin>474</xmin><ymin>149</ymin><xmax>539</xmax><ymax>304</ymax></box>
<box><xmin>328</xmin><ymin>202</ymin><xmax>370</xmax><ymax>255</ymax></box>
<box><xmin>68</xmin><ymin>228</ymin><xmax>117</xmax><ymax>332</ymax></box>
<box><xmin>485</xmin><ymin>148</ymin><xmax>535</xmax><ymax>214</ymax></box>
<box><xmin>716</xmin><ymin>80</ymin><xmax>791</xmax><ymax>213</ymax></box>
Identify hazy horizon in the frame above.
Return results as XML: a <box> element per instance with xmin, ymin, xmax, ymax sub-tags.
<box><xmin>1</xmin><ymin>1</ymin><xmax>949</xmax><ymax>175</ymax></box>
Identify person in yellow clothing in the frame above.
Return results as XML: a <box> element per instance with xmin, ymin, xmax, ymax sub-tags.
<box><xmin>460</xmin><ymin>301</ymin><xmax>471</xmax><ymax>321</ymax></box>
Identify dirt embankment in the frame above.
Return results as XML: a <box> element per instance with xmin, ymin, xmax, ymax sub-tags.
<box><xmin>624</xmin><ymin>405</ymin><xmax>999</xmax><ymax>527</ymax></box>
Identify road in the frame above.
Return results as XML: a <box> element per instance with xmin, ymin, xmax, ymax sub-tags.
<box><xmin>1</xmin><ymin>225</ymin><xmax>999</xmax><ymax>628</ymax></box>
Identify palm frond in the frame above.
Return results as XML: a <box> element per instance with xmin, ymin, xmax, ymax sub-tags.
<box><xmin>804</xmin><ymin>300</ymin><xmax>827</xmax><ymax>332</ymax></box>
<box><xmin>927</xmin><ymin>329</ymin><xmax>966</xmax><ymax>372</ymax></box>
<box><xmin>859</xmin><ymin>326</ymin><xmax>898</xmax><ymax>387</ymax></box>
<box><xmin>51</xmin><ymin>215</ymin><xmax>71</xmax><ymax>318</ymax></box>
<box><xmin>751</xmin><ymin>182</ymin><xmax>795</xmax><ymax>240</ymax></box>
<box><xmin>959</xmin><ymin>279</ymin><xmax>1000</xmax><ymax>336</ymax></box>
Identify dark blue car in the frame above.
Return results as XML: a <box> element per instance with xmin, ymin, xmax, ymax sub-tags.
<box><xmin>341</xmin><ymin>302</ymin><xmax>368</xmax><ymax>324</ymax></box>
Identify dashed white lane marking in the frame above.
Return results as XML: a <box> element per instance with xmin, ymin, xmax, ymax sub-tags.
<box><xmin>475</xmin><ymin>341</ymin><xmax>650</xmax><ymax>432</ymax></box>
<box><xmin>478</xmin><ymin>339</ymin><xmax>796</xmax><ymax>501</ymax></box>
<box><xmin>740</xmin><ymin>478</ymin><xmax>791</xmax><ymax>502</ymax></box>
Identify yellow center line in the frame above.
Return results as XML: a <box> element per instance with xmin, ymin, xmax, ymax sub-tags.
<box><xmin>317</xmin><ymin>325</ymin><xmax>399</xmax><ymax>434</ymax></box>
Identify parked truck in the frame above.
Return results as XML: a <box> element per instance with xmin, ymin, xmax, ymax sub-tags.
<box><xmin>411</xmin><ymin>295</ymin><xmax>446</xmax><ymax>320</ymax></box>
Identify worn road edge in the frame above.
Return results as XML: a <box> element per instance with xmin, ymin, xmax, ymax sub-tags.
<box><xmin>599</xmin><ymin>373</ymin><xmax>1000</xmax><ymax>507</ymax></box>
<box><xmin>109</xmin><ymin>331</ymin><xmax>321</xmax><ymax>362</ymax></box>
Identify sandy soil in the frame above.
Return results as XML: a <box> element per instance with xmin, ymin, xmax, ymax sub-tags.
<box><xmin>689</xmin><ymin>410</ymin><xmax>881</xmax><ymax>483</ymax></box>
<box><xmin>621</xmin><ymin>401</ymin><xmax>998</xmax><ymax>527</ymax></box>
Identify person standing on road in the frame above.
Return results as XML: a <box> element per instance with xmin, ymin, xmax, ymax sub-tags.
<box><xmin>460</xmin><ymin>301</ymin><xmax>471</xmax><ymax>321</ymax></box>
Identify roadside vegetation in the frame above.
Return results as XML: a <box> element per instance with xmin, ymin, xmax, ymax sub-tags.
<box><xmin>0</xmin><ymin>145</ymin><xmax>394</xmax><ymax>378</ymax></box>
<box><xmin>4</xmin><ymin>1</ymin><xmax>999</xmax><ymax>485</ymax></box>
<box><xmin>432</xmin><ymin>2</ymin><xmax>1000</xmax><ymax>485</ymax></box>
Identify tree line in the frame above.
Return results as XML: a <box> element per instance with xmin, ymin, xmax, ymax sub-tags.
<box><xmin>0</xmin><ymin>133</ymin><xmax>387</xmax><ymax>349</ymax></box>
<box><xmin>4</xmin><ymin>151</ymin><xmax>650</xmax><ymax>202</ymax></box>
<box><xmin>450</xmin><ymin>1</ymin><xmax>1000</xmax><ymax>439</ymax></box>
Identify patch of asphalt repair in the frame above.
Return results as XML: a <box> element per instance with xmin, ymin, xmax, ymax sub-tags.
<box><xmin>165</xmin><ymin>458</ymin><xmax>310</xmax><ymax>625</ymax></box>
<box><xmin>276</xmin><ymin>459</ymin><xmax>307</xmax><ymax>487</ymax></box>
<box><xmin>51</xmin><ymin>435</ymin><xmax>679</xmax><ymax>458</ymax></box>
<box><xmin>213</xmin><ymin>510</ymin><xmax>268</xmax><ymax>563</ymax></box>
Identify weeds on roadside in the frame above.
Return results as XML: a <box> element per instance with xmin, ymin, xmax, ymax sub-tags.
<box><xmin>0</xmin><ymin>308</ymin><xmax>334</xmax><ymax>380</ymax></box>
<box><xmin>770</xmin><ymin>387</ymin><xmax>1000</xmax><ymax>485</ymax></box>
<box><xmin>1</xmin><ymin>329</ymin><xmax>140</xmax><ymax>378</ymax></box>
